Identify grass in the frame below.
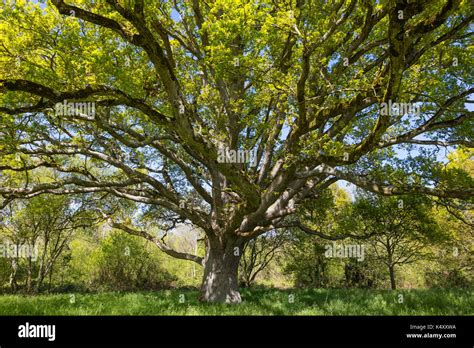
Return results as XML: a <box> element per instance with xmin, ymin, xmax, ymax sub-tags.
<box><xmin>0</xmin><ymin>288</ymin><xmax>472</xmax><ymax>315</ymax></box>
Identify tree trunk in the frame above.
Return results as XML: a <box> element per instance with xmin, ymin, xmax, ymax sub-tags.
<box><xmin>48</xmin><ymin>264</ymin><xmax>54</xmax><ymax>291</ymax></box>
<box><xmin>26</xmin><ymin>256</ymin><xmax>32</xmax><ymax>294</ymax></box>
<box><xmin>388</xmin><ymin>265</ymin><xmax>396</xmax><ymax>290</ymax></box>
<box><xmin>9</xmin><ymin>258</ymin><xmax>18</xmax><ymax>293</ymax></box>
<box><xmin>199</xmin><ymin>241</ymin><xmax>242</xmax><ymax>304</ymax></box>
<box><xmin>36</xmin><ymin>239</ymin><xmax>47</xmax><ymax>293</ymax></box>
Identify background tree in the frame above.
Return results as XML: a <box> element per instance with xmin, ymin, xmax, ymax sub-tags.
<box><xmin>285</xmin><ymin>234</ymin><xmax>330</xmax><ymax>288</ymax></box>
<box><xmin>284</xmin><ymin>185</ymin><xmax>350</xmax><ymax>288</ymax></box>
<box><xmin>425</xmin><ymin>204</ymin><xmax>473</xmax><ymax>288</ymax></box>
<box><xmin>423</xmin><ymin>147</ymin><xmax>473</xmax><ymax>288</ymax></box>
<box><xmin>0</xmin><ymin>0</ymin><xmax>472</xmax><ymax>302</ymax></box>
<box><xmin>239</xmin><ymin>230</ymin><xmax>289</xmax><ymax>287</ymax></box>
<box><xmin>0</xmin><ymin>202</ymin><xmax>25</xmax><ymax>292</ymax></box>
<box><xmin>0</xmin><ymin>193</ymin><xmax>96</xmax><ymax>293</ymax></box>
<box><xmin>347</xmin><ymin>193</ymin><xmax>443</xmax><ymax>290</ymax></box>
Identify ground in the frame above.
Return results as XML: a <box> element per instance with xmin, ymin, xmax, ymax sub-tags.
<box><xmin>0</xmin><ymin>288</ymin><xmax>472</xmax><ymax>315</ymax></box>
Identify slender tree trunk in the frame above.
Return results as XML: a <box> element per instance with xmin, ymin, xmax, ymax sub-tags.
<box><xmin>199</xmin><ymin>240</ymin><xmax>243</xmax><ymax>303</ymax></box>
<box><xmin>48</xmin><ymin>264</ymin><xmax>54</xmax><ymax>291</ymax></box>
<box><xmin>35</xmin><ymin>261</ymin><xmax>50</xmax><ymax>293</ymax></box>
<box><xmin>385</xmin><ymin>239</ymin><xmax>396</xmax><ymax>290</ymax></box>
<box><xmin>26</xmin><ymin>256</ymin><xmax>32</xmax><ymax>294</ymax></box>
<box><xmin>35</xmin><ymin>235</ymin><xmax>49</xmax><ymax>293</ymax></box>
<box><xmin>35</xmin><ymin>272</ymin><xmax>45</xmax><ymax>293</ymax></box>
<box><xmin>9</xmin><ymin>258</ymin><xmax>18</xmax><ymax>293</ymax></box>
<box><xmin>388</xmin><ymin>264</ymin><xmax>396</xmax><ymax>290</ymax></box>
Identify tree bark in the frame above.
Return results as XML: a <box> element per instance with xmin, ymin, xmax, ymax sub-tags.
<box><xmin>48</xmin><ymin>264</ymin><xmax>54</xmax><ymax>291</ymax></box>
<box><xmin>26</xmin><ymin>256</ymin><xmax>33</xmax><ymax>294</ymax></box>
<box><xmin>199</xmin><ymin>240</ymin><xmax>243</xmax><ymax>304</ymax></box>
<box><xmin>388</xmin><ymin>265</ymin><xmax>396</xmax><ymax>290</ymax></box>
<box><xmin>9</xmin><ymin>258</ymin><xmax>18</xmax><ymax>293</ymax></box>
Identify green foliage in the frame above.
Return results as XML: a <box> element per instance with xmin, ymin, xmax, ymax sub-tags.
<box><xmin>0</xmin><ymin>257</ymin><xmax>10</xmax><ymax>287</ymax></box>
<box><xmin>284</xmin><ymin>236</ymin><xmax>332</xmax><ymax>288</ymax></box>
<box><xmin>89</xmin><ymin>230</ymin><xmax>176</xmax><ymax>291</ymax></box>
<box><xmin>425</xmin><ymin>267</ymin><xmax>472</xmax><ymax>289</ymax></box>
<box><xmin>343</xmin><ymin>259</ymin><xmax>382</xmax><ymax>289</ymax></box>
<box><xmin>0</xmin><ymin>193</ymin><xmax>96</xmax><ymax>293</ymax></box>
<box><xmin>239</xmin><ymin>230</ymin><xmax>290</xmax><ymax>287</ymax></box>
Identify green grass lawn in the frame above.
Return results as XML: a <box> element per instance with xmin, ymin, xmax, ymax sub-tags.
<box><xmin>0</xmin><ymin>288</ymin><xmax>472</xmax><ymax>315</ymax></box>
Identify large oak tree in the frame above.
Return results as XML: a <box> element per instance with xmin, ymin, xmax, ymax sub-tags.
<box><xmin>0</xmin><ymin>0</ymin><xmax>472</xmax><ymax>302</ymax></box>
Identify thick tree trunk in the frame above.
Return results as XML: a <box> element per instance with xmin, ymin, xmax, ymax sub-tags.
<box><xmin>388</xmin><ymin>265</ymin><xmax>396</xmax><ymax>290</ymax></box>
<box><xmin>199</xmin><ymin>242</ymin><xmax>242</xmax><ymax>304</ymax></box>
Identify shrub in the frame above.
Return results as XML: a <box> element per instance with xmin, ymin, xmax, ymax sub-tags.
<box><xmin>90</xmin><ymin>231</ymin><xmax>176</xmax><ymax>291</ymax></box>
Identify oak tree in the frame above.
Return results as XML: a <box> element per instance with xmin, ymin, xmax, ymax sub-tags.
<box><xmin>0</xmin><ymin>0</ymin><xmax>472</xmax><ymax>302</ymax></box>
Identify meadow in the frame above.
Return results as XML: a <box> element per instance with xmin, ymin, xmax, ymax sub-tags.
<box><xmin>0</xmin><ymin>288</ymin><xmax>472</xmax><ymax>316</ymax></box>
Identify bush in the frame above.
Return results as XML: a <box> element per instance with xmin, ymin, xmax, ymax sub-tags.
<box><xmin>425</xmin><ymin>268</ymin><xmax>472</xmax><ymax>288</ymax></box>
<box><xmin>344</xmin><ymin>259</ymin><xmax>379</xmax><ymax>289</ymax></box>
<box><xmin>90</xmin><ymin>231</ymin><xmax>176</xmax><ymax>291</ymax></box>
